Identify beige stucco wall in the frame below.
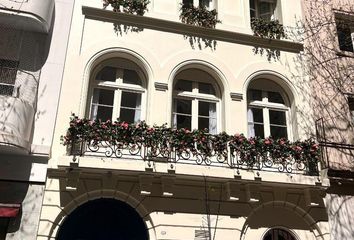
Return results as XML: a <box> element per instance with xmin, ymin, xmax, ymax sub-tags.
<box><xmin>38</xmin><ymin>0</ymin><xmax>331</xmax><ymax>239</ymax></box>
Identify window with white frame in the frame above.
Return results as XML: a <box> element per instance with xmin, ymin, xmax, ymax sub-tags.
<box><xmin>250</xmin><ymin>0</ymin><xmax>277</xmax><ymax>21</ymax></box>
<box><xmin>247</xmin><ymin>79</ymin><xmax>290</xmax><ymax>139</ymax></box>
<box><xmin>335</xmin><ymin>16</ymin><xmax>354</xmax><ymax>53</ymax></box>
<box><xmin>0</xmin><ymin>59</ymin><xmax>18</xmax><ymax>96</ymax></box>
<box><xmin>263</xmin><ymin>228</ymin><xmax>296</xmax><ymax>240</ymax></box>
<box><xmin>172</xmin><ymin>71</ymin><xmax>220</xmax><ymax>133</ymax></box>
<box><xmin>89</xmin><ymin>59</ymin><xmax>145</xmax><ymax>123</ymax></box>
<box><xmin>183</xmin><ymin>0</ymin><xmax>215</xmax><ymax>9</ymax></box>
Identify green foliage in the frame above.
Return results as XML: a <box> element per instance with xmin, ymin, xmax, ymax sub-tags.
<box><xmin>251</xmin><ymin>18</ymin><xmax>286</xmax><ymax>39</ymax></box>
<box><xmin>61</xmin><ymin>114</ymin><xmax>320</xmax><ymax>174</ymax></box>
<box><xmin>250</xmin><ymin>18</ymin><xmax>287</xmax><ymax>61</ymax></box>
<box><xmin>179</xmin><ymin>4</ymin><xmax>221</xmax><ymax>28</ymax></box>
<box><xmin>103</xmin><ymin>0</ymin><xmax>150</xmax><ymax>15</ymax></box>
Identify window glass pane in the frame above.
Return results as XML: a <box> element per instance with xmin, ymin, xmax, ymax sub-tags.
<box><xmin>121</xmin><ymin>92</ymin><xmax>141</xmax><ymax>108</ymax></box>
<box><xmin>93</xmin><ymin>89</ymin><xmax>114</xmax><ymax>105</ymax></box>
<box><xmin>96</xmin><ymin>66</ymin><xmax>116</xmax><ymax>82</ymax></box>
<box><xmin>259</xmin><ymin>1</ymin><xmax>271</xmax><ymax>13</ymax></box>
<box><xmin>175</xmin><ymin>99</ymin><xmax>192</xmax><ymax>114</ymax></box>
<box><xmin>175</xmin><ymin>80</ymin><xmax>193</xmax><ymax>92</ymax></box>
<box><xmin>120</xmin><ymin>108</ymin><xmax>137</xmax><ymax>123</ymax></box>
<box><xmin>199</xmin><ymin>82</ymin><xmax>216</xmax><ymax>95</ymax></box>
<box><xmin>199</xmin><ymin>0</ymin><xmax>210</xmax><ymax>8</ymax></box>
<box><xmin>269</xmin><ymin>110</ymin><xmax>286</xmax><ymax>125</ymax></box>
<box><xmin>123</xmin><ymin>69</ymin><xmax>142</xmax><ymax>85</ymax></box>
<box><xmin>268</xmin><ymin>91</ymin><xmax>285</xmax><ymax>104</ymax></box>
<box><xmin>0</xmin><ymin>60</ymin><xmax>17</xmax><ymax>85</ymax></box>
<box><xmin>199</xmin><ymin>101</ymin><xmax>216</xmax><ymax>116</ymax></box>
<box><xmin>270</xmin><ymin>126</ymin><xmax>287</xmax><ymax>139</ymax></box>
<box><xmin>92</xmin><ymin>105</ymin><xmax>113</xmax><ymax>121</ymax></box>
<box><xmin>249</xmin><ymin>123</ymin><xmax>264</xmax><ymax>138</ymax></box>
<box><xmin>199</xmin><ymin>117</ymin><xmax>209</xmax><ymax>131</ymax></box>
<box><xmin>250</xmin><ymin>0</ymin><xmax>255</xmax><ymax>10</ymax></box>
<box><xmin>248</xmin><ymin>89</ymin><xmax>262</xmax><ymax>101</ymax></box>
<box><xmin>0</xmin><ymin>85</ymin><xmax>14</xmax><ymax>96</ymax></box>
<box><xmin>183</xmin><ymin>0</ymin><xmax>193</xmax><ymax>6</ymax></box>
<box><xmin>175</xmin><ymin>114</ymin><xmax>192</xmax><ymax>130</ymax></box>
<box><xmin>337</xmin><ymin>20</ymin><xmax>354</xmax><ymax>52</ymax></box>
<box><xmin>249</xmin><ymin>108</ymin><xmax>264</xmax><ymax>123</ymax></box>
<box><xmin>348</xmin><ymin>97</ymin><xmax>354</xmax><ymax>111</ymax></box>
<box><xmin>250</xmin><ymin>9</ymin><xmax>256</xmax><ymax>19</ymax></box>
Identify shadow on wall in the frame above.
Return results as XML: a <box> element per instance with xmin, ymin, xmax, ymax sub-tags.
<box><xmin>287</xmin><ymin>0</ymin><xmax>354</xmax><ymax>172</ymax></box>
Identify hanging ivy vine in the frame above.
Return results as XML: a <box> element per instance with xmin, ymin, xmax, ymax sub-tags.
<box><xmin>179</xmin><ymin>4</ymin><xmax>221</xmax><ymax>50</ymax></box>
<box><xmin>250</xmin><ymin>18</ymin><xmax>287</xmax><ymax>61</ymax></box>
<box><xmin>103</xmin><ymin>0</ymin><xmax>150</xmax><ymax>35</ymax></box>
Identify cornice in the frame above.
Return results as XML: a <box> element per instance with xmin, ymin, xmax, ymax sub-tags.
<box><xmin>82</xmin><ymin>6</ymin><xmax>303</xmax><ymax>53</ymax></box>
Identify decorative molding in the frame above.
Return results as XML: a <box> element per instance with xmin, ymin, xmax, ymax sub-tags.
<box><xmin>154</xmin><ymin>82</ymin><xmax>168</xmax><ymax>91</ymax></box>
<box><xmin>230</xmin><ymin>92</ymin><xmax>243</xmax><ymax>101</ymax></box>
<box><xmin>82</xmin><ymin>6</ymin><xmax>304</xmax><ymax>53</ymax></box>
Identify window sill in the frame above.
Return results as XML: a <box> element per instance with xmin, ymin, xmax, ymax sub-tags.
<box><xmin>336</xmin><ymin>51</ymin><xmax>354</xmax><ymax>58</ymax></box>
<box><xmin>82</xmin><ymin>6</ymin><xmax>303</xmax><ymax>54</ymax></box>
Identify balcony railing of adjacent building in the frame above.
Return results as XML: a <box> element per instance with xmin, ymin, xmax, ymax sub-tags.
<box><xmin>63</xmin><ymin>116</ymin><xmax>320</xmax><ymax>176</ymax></box>
<box><xmin>0</xmin><ymin>64</ymin><xmax>39</xmax><ymax>105</ymax></box>
<box><xmin>0</xmin><ymin>0</ymin><xmax>54</xmax><ymax>33</ymax></box>
<box><xmin>316</xmin><ymin>118</ymin><xmax>354</xmax><ymax>178</ymax></box>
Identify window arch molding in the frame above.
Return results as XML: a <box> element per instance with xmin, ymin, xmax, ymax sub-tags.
<box><xmin>167</xmin><ymin>61</ymin><xmax>227</xmax><ymax>132</ymax></box>
<box><xmin>243</xmin><ymin>71</ymin><xmax>297</xmax><ymax>140</ymax></box>
<box><xmin>79</xmin><ymin>48</ymin><xmax>154</xmax><ymax>120</ymax></box>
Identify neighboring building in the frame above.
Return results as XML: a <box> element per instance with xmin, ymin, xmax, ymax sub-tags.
<box><xmin>0</xmin><ymin>0</ymin><xmax>74</xmax><ymax>239</ymax></box>
<box><xmin>38</xmin><ymin>0</ymin><xmax>331</xmax><ymax>240</ymax></box>
<box><xmin>302</xmin><ymin>0</ymin><xmax>354</xmax><ymax>239</ymax></box>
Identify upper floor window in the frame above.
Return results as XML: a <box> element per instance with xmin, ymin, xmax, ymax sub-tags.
<box><xmin>247</xmin><ymin>79</ymin><xmax>290</xmax><ymax>139</ymax></box>
<box><xmin>88</xmin><ymin>59</ymin><xmax>146</xmax><ymax>123</ymax></box>
<box><xmin>250</xmin><ymin>0</ymin><xmax>277</xmax><ymax>21</ymax></box>
<box><xmin>183</xmin><ymin>0</ymin><xmax>215</xmax><ymax>10</ymax></box>
<box><xmin>0</xmin><ymin>59</ymin><xmax>18</xmax><ymax>96</ymax></box>
<box><xmin>335</xmin><ymin>17</ymin><xmax>354</xmax><ymax>52</ymax></box>
<box><xmin>172</xmin><ymin>69</ymin><xmax>220</xmax><ymax>134</ymax></box>
<box><xmin>263</xmin><ymin>228</ymin><xmax>296</xmax><ymax>240</ymax></box>
<box><xmin>347</xmin><ymin>95</ymin><xmax>354</xmax><ymax>122</ymax></box>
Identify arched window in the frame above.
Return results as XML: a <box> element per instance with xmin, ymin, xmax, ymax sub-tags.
<box><xmin>172</xmin><ymin>69</ymin><xmax>220</xmax><ymax>134</ymax></box>
<box><xmin>247</xmin><ymin>79</ymin><xmax>291</xmax><ymax>139</ymax></box>
<box><xmin>88</xmin><ymin>58</ymin><xmax>146</xmax><ymax>123</ymax></box>
<box><xmin>263</xmin><ymin>228</ymin><xmax>296</xmax><ymax>240</ymax></box>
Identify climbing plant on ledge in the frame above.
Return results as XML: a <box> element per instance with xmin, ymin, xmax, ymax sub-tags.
<box><xmin>179</xmin><ymin>4</ymin><xmax>221</xmax><ymax>50</ymax></box>
<box><xmin>103</xmin><ymin>0</ymin><xmax>150</xmax><ymax>15</ymax></box>
<box><xmin>61</xmin><ymin>114</ymin><xmax>320</xmax><ymax>175</ymax></box>
<box><xmin>250</xmin><ymin>18</ymin><xmax>287</xmax><ymax>61</ymax></box>
<box><xmin>103</xmin><ymin>0</ymin><xmax>150</xmax><ymax>35</ymax></box>
<box><xmin>179</xmin><ymin>4</ymin><xmax>221</xmax><ymax>28</ymax></box>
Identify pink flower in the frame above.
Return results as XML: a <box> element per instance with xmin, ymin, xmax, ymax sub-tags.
<box><xmin>185</xmin><ymin>129</ymin><xmax>190</xmax><ymax>134</ymax></box>
<box><xmin>250</xmin><ymin>140</ymin><xmax>255</xmax><ymax>145</ymax></box>
<box><xmin>279</xmin><ymin>140</ymin><xmax>285</xmax><ymax>145</ymax></box>
<box><xmin>121</xmin><ymin>122</ymin><xmax>129</xmax><ymax>129</ymax></box>
<box><xmin>264</xmin><ymin>139</ymin><xmax>271</xmax><ymax>145</ymax></box>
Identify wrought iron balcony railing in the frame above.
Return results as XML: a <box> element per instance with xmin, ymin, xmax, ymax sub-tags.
<box><xmin>63</xmin><ymin>115</ymin><xmax>320</xmax><ymax>176</ymax></box>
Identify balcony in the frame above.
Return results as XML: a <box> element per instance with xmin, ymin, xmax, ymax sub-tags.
<box><xmin>61</xmin><ymin>116</ymin><xmax>321</xmax><ymax>181</ymax></box>
<box><xmin>0</xmin><ymin>0</ymin><xmax>54</xmax><ymax>33</ymax></box>
<box><xmin>0</xmin><ymin>66</ymin><xmax>39</xmax><ymax>153</ymax></box>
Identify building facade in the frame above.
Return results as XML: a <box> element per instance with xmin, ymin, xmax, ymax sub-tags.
<box><xmin>37</xmin><ymin>0</ymin><xmax>333</xmax><ymax>239</ymax></box>
<box><xmin>302</xmin><ymin>0</ymin><xmax>354</xmax><ymax>239</ymax></box>
<box><xmin>0</xmin><ymin>0</ymin><xmax>74</xmax><ymax>239</ymax></box>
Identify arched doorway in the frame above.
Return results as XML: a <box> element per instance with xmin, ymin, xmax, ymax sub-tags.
<box><xmin>57</xmin><ymin>198</ymin><xmax>149</xmax><ymax>240</ymax></box>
